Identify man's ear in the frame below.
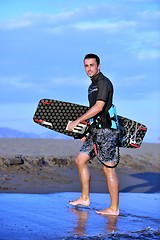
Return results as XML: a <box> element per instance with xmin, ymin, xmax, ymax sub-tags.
<box><xmin>98</xmin><ymin>64</ymin><xmax>100</xmax><ymax>71</ymax></box>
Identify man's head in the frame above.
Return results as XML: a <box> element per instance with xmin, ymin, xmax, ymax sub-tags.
<box><xmin>84</xmin><ymin>53</ymin><xmax>100</xmax><ymax>78</ymax></box>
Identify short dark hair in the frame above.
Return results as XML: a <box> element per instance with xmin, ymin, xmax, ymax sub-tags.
<box><xmin>84</xmin><ymin>53</ymin><xmax>100</xmax><ymax>65</ymax></box>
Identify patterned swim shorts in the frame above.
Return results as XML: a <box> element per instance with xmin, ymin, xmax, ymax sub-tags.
<box><xmin>80</xmin><ymin>128</ymin><xmax>119</xmax><ymax>163</ymax></box>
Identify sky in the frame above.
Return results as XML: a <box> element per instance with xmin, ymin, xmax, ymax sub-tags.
<box><xmin>0</xmin><ymin>0</ymin><xmax>160</xmax><ymax>143</ymax></box>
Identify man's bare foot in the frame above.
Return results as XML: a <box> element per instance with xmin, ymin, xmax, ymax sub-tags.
<box><xmin>69</xmin><ymin>197</ymin><xmax>90</xmax><ymax>207</ymax></box>
<box><xmin>96</xmin><ymin>207</ymin><xmax>119</xmax><ymax>216</ymax></box>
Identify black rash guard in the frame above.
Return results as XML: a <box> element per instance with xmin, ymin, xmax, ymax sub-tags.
<box><xmin>88</xmin><ymin>72</ymin><xmax>113</xmax><ymax>128</ymax></box>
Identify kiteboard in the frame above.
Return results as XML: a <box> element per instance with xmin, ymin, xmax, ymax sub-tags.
<box><xmin>33</xmin><ymin>99</ymin><xmax>147</xmax><ymax>148</ymax></box>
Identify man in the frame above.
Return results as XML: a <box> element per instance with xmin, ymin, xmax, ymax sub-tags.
<box><xmin>68</xmin><ymin>53</ymin><xmax>119</xmax><ymax>216</ymax></box>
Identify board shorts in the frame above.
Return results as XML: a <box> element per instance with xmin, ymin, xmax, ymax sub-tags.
<box><xmin>80</xmin><ymin>128</ymin><xmax>119</xmax><ymax>163</ymax></box>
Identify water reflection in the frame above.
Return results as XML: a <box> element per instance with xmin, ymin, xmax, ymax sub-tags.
<box><xmin>103</xmin><ymin>214</ymin><xmax>118</xmax><ymax>232</ymax></box>
<box><xmin>69</xmin><ymin>207</ymin><xmax>89</xmax><ymax>236</ymax></box>
<box><xmin>69</xmin><ymin>207</ymin><xmax>118</xmax><ymax>236</ymax></box>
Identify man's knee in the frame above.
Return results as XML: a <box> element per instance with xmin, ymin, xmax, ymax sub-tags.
<box><xmin>102</xmin><ymin>164</ymin><xmax>116</xmax><ymax>176</ymax></box>
<box><xmin>75</xmin><ymin>153</ymin><xmax>89</xmax><ymax>167</ymax></box>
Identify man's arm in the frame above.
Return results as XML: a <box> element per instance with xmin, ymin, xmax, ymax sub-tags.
<box><xmin>67</xmin><ymin>100</ymin><xmax>105</xmax><ymax>131</ymax></box>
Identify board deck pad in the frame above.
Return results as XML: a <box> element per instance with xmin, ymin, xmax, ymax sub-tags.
<box><xmin>33</xmin><ymin>99</ymin><xmax>147</xmax><ymax>148</ymax></box>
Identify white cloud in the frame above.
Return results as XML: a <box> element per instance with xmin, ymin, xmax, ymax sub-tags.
<box><xmin>0</xmin><ymin>18</ymin><xmax>32</xmax><ymax>30</ymax></box>
<box><xmin>0</xmin><ymin>8</ymin><xmax>81</xmax><ymax>31</ymax></box>
<box><xmin>0</xmin><ymin>76</ymin><xmax>32</xmax><ymax>89</ymax></box>
<box><xmin>0</xmin><ymin>0</ymin><xmax>159</xmax><ymax>143</ymax></box>
<box><xmin>121</xmin><ymin>74</ymin><xmax>147</xmax><ymax>85</ymax></box>
<box><xmin>137</xmin><ymin>49</ymin><xmax>160</xmax><ymax>60</ymax></box>
<box><xmin>50</xmin><ymin>76</ymin><xmax>89</xmax><ymax>87</ymax></box>
<box><xmin>74</xmin><ymin>20</ymin><xmax>136</xmax><ymax>32</ymax></box>
<box><xmin>138</xmin><ymin>9</ymin><xmax>160</xmax><ymax>21</ymax></box>
<box><xmin>126</xmin><ymin>29</ymin><xmax>160</xmax><ymax>60</ymax></box>
<box><xmin>47</xmin><ymin>26</ymin><xmax>63</xmax><ymax>33</ymax></box>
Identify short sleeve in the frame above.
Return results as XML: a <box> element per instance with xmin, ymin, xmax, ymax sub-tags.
<box><xmin>96</xmin><ymin>79</ymin><xmax>110</xmax><ymax>102</ymax></box>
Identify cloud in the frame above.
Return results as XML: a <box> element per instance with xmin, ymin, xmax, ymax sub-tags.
<box><xmin>0</xmin><ymin>0</ymin><xmax>159</xmax><ymax>105</ymax></box>
<box><xmin>118</xmin><ymin>74</ymin><xmax>147</xmax><ymax>86</ymax></box>
<box><xmin>0</xmin><ymin>10</ymin><xmax>75</xmax><ymax>30</ymax></box>
<box><xmin>0</xmin><ymin>19</ymin><xmax>32</xmax><ymax>30</ymax></box>
<box><xmin>50</xmin><ymin>76</ymin><xmax>89</xmax><ymax>87</ymax></box>
<box><xmin>74</xmin><ymin>20</ymin><xmax>136</xmax><ymax>32</ymax></box>
<box><xmin>0</xmin><ymin>3</ymin><xmax>141</xmax><ymax>32</ymax></box>
<box><xmin>0</xmin><ymin>76</ymin><xmax>32</xmax><ymax>89</ymax></box>
<box><xmin>137</xmin><ymin>49</ymin><xmax>160</xmax><ymax>60</ymax></box>
<box><xmin>0</xmin><ymin>0</ymin><xmax>159</xmax><ymax>143</ymax></box>
<box><xmin>138</xmin><ymin>9</ymin><xmax>160</xmax><ymax>21</ymax></box>
<box><xmin>127</xmin><ymin>30</ymin><xmax>160</xmax><ymax>60</ymax></box>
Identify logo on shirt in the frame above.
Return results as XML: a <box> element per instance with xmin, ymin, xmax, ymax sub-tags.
<box><xmin>88</xmin><ymin>86</ymin><xmax>98</xmax><ymax>95</ymax></box>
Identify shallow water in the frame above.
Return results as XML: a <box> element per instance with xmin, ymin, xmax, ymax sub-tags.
<box><xmin>0</xmin><ymin>192</ymin><xmax>159</xmax><ymax>239</ymax></box>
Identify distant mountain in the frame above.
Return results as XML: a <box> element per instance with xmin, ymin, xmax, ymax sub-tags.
<box><xmin>0</xmin><ymin>127</ymin><xmax>68</xmax><ymax>139</ymax></box>
<box><xmin>0</xmin><ymin>127</ymin><xmax>38</xmax><ymax>138</ymax></box>
<box><xmin>39</xmin><ymin>130</ymin><xmax>69</xmax><ymax>139</ymax></box>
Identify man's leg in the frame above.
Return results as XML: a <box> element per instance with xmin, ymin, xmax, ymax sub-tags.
<box><xmin>69</xmin><ymin>152</ymin><xmax>91</xmax><ymax>206</ymax></box>
<box><xmin>96</xmin><ymin>163</ymin><xmax>119</xmax><ymax>215</ymax></box>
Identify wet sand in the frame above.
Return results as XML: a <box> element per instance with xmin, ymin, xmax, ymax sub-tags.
<box><xmin>0</xmin><ymin>192</ymin><xmax>160</xmax><ymax>239</ymax></box>
<box><xmin>0</xmin><ymin>139</ymin><xmax>160</xmax><ymax>194</ymax></box>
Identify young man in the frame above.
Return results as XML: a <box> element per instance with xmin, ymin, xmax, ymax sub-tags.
<box><xmin>67</xmin><ymin>53</ymin><xmax>119</xmax><ymax>216</ymax></box>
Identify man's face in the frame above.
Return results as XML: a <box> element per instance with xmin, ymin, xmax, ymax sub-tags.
<box><xmin>84</xmin><ymin>58</ymin><xmax>100</xmax><ymax>78</ymax></box>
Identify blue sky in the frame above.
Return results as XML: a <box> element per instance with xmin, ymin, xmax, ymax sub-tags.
<box><xmin>0</xmin><ymin>0</ymin><xmax>160</xmax><ymax>143</ymax></box>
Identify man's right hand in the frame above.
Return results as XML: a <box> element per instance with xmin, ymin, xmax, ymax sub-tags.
<box><xmin>80</xmin><ymin>136</ymin><xmax>87</xmax><ymax>142</ymax></box>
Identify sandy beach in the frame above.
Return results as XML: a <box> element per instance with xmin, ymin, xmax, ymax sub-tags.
<box><xmin>0</xmin><ymin>139</ymin><xmax>160</xmax><ymax>194</ymax></box>
<box><xmin>0</xmin><ymin>139</ymin><xmax>160</xmax><ymax>239</ymax></box>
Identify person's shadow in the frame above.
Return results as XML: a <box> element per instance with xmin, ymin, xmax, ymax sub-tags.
<box><xmin>121</xmin><ymin>172</ymin><xmax>160</xmax><ymax>193</ymax></box>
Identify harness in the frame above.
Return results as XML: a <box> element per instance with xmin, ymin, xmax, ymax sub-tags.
<box><xmin>108</xmin><ymin>104</ymin><xmax>119</xmax><ymax>130</ymax></box>
<box><xmin>73</xmin><ymin>105</ymin><xmax>120</xmax><ymax>168</ymax></box>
